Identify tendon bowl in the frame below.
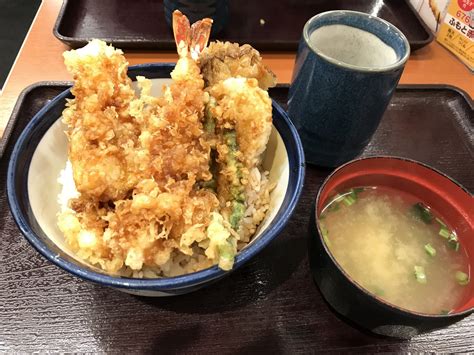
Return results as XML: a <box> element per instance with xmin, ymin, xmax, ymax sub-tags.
<box><xmin>7</xmin><ymin>63</ymin><xmax>305</xmax><ymax>296</ymax></box>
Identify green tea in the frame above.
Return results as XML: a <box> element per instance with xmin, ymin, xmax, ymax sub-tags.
<box><xmin>320</xmin><ymin>187</ymin><xmax>470</xmax><ymax>314</ymax></box>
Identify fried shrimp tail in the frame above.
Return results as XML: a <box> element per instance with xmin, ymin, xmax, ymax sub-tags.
<box><xmin>190</xmin><ymin>17</ymin><xmax>213</xmax><ymax>60</ymax></box>
<box><xmin>172</xmin><ymin>10</ymin><xmax>191</xmax><ymax>58</ymax></box>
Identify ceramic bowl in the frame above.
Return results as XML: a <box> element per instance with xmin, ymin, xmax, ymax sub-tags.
<box><xmin>308</xmin><ymin>156</ymin><xmax>473</xmax><ymax>338</ymax></box>
<box><xmin>7</xmin><ymin>63</ymin><xmax>305</xmax><ymax>296</ymax></box>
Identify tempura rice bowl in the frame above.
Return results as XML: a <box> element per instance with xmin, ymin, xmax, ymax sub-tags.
<box><xmin>7</xmin><ymin>64</ymin><xmax>305</xmax><ymax>296</ymax></box>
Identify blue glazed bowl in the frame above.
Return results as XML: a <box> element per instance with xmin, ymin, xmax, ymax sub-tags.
<box><xmin>7</xmin><ymin>63</ymin><xmax>305</xmax><ymax>296</ymax></box>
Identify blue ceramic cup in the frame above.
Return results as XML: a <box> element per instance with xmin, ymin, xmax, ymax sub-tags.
<box><xmin>288</xmin><ymin>11</ymin><xmax>410</xmax><ymax>167</ymax></box>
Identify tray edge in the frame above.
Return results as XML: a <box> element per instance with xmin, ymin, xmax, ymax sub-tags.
<box><xmin>52</xmin><ymin>0</ymin><xmax>71</xmax><ymax>46</ymax></box>
<box><xmin>2</xmin><ymin>82</ymin><xmax>470</xmax><ymax>161</ymax></box>
<box><xmin>52</xmin><ymin>0</ymin><xmax>190</xmax><ymax>50</ymax></box>
<box><xmin>404</xmin><ymin>0</ymin><xmax>435</xmax><ymax>50</ymax></box>
<box><xmin>275</xmin><ymin>83</ymin><xmax>472</xmax><ymax>107</ymax></box>
<box><xmin>0</xmin><ymin>81</ymin><xmax>72</xmax><ymax>161</ymax></box>
<box><xmin>397</xmin><ymin>84</ymin><xmax>473</xmax><ymax>108</ymax></box>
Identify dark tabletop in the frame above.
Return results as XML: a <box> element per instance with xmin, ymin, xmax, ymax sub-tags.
<box><xmin>0</xmin><ymin>83</ymin><xmax>473</xmax><ymax>353</ymax></box>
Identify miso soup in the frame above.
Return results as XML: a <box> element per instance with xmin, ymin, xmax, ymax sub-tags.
<box><xmin>319</xmin><ymin>187</ymin><xmax>470</xmax><ymax>314</ymax></box>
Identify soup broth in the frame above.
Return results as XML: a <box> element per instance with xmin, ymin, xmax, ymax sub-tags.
<box><xmin>320</xmin><ymin>187</ymin><xmax>470</xmax><ymax>314</ymax></box>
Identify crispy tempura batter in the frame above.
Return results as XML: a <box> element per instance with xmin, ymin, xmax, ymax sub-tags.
<box><xmin>210</xmin><ymin>77</ymin><xmax>273</xmax><ymax>169</ymax></box>
<box><xmin>63</xmin><ymin>40</ymin><xmax>141</xmax><ymax>201</ymax></box>
<box><xmin>59</xmin><ymin>38</ymin><xmax>220</xmax><ymax>274</ymax></box>
<box><xmin>58</xmin><ymin>13</ymin><xmax>275</xmax><ymax>277</ymax></box>
<box><xmin>199</xmin><ymin>41</ymin><xmax>277</xmax><ymax>90</ymax></box>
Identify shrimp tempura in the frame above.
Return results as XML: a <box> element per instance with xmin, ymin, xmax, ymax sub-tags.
<box><xmin>62</xmin><ymin>40</ymin><xmax>142</xmax><ymax>201</ymax></box>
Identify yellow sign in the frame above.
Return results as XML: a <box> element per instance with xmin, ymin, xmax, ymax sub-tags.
<box><xmin>437</xmin><ymin>0</ymin><xmax>474</xmax><ymax>71</ymax></box>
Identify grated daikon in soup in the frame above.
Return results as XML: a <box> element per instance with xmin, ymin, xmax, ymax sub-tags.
<box><xmin>320</xmin><ymin>187</ymin><xmax>470</xmax><ymax>314</ymax></box>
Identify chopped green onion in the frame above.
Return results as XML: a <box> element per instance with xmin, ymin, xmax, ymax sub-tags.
<box><xmin>333</xmin><ymin>194</ymin><xmax>344</xmax><ymax>203</ymax></box>
<box><xmin>440</xmin><ymin>309</ymin><xmax>450</xmax><ymax>315</ymax></box>
<box><xmin>447</xmin><ymin>232</ymin><xmax>459</xmax><ymax>251</ymax></box>
<box><xmin>217</xmin><ymin>240</ymin><xmax>236</xmax><ymax>271</ymax></box>
<box><xmin>424</xmin><ymin>243</ymin><xmax>436</xmax><ymax>257</ymax></box>
<box><xmin>448</xmin><ymin>240</ymin><xmax>460</xmax><ymax>251</ymax></box>
<box><xmin>218</xmin><ymin>242</ymin><xmax>234</xmax><ymax>260</ymax></box>
<box><xmin>455</xmin><ymin>271</ymin><xmax>469</xmax><ymax>286</ymax></box>
<box><xmin>411</xmin><ymin>203</ymin><xmax>434</xmax><ymax>224</ymax></box>
<box><xmin>342</xmin><ymin>195</ymin><xmax>356</xmax><ymax>206</ymax></box>
<box><xmin>347</xmin><ymin>188</ymin><xmax>363</xmax><ymax>202</ymax></box>
<box><xmin>372</xmin><ymin>287</ymin><xmax>385</xmax><ymax>297</ymax></box>
<box><xmin>439</xmin><ymin>226</ymin><xmax>451</xmax><ymax>239</ymax></box>
<box><xmin>321</xmin><ymin>226</ymin><xmax>330</xmax><ymax>247</ymax></box>
<box><xmin>435</xmin><ymin>217</ymin><xmax>447</xmax><ymax>228</ymax></box>
<box><xmin>321</xmin><ymin>226</ymin><xmax>328</xmax><ymax>236</ymax></box>
<box><xmin>448</xmin><ymin>232</ymin><xmax>458</xmax><ymax>242</ymax></box>
<box><xmin>414</xmin><ymin>265</ymin><xmax>427</xmax><ymax>284</ymax></box>
<box><xmin>348</xmin><ymin>189</ymin><xmax>358</xmax><ymax>200</ymax></box>
<box><xmin>449</xmin><ymin>242</ymin><xmax>460</xmax><ymax>251</ymax></box>
<box><xmin>327</xmin><ymin>202</ymin><xmax>340</xmax><ymax>213</ymax></box>
<box><xmin>436</xmin><ymin>221</ymin><xmax>460</xmax><ymax>251</ymax></box>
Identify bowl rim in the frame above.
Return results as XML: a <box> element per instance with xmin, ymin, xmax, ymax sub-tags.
<box><xmin>314</xmin><ymin>155</ymin><xmax>473</xmax><ymax>318</ymax></box>
<box><xmin>7</xmin><ymin>63</ymin><xmax>306</xmax><ymax>290</ymax></box>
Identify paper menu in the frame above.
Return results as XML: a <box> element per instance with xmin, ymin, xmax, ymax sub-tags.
<box><xmin>436</xmin><ymin>0</ymin><xmax>474</xmax><ymax>71</ymax></box>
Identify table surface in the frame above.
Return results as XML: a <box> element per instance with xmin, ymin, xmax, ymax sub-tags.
<box><xmin>0</xmin><ymin>0</ymin><xmax>473</xmax><ymax>352</ymax></box>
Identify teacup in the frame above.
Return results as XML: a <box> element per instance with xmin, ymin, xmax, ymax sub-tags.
<box><xmin>288</xmin><ymin>10</ymin><xmax>410</xmax><ymax>167</ymax></box>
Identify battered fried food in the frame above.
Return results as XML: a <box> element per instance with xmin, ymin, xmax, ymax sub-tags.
<box><xmin>209</xmin><ymin>77</ymin><xmax>273</xmax><ymax>168</ymax></box>
<box><xmin>62</xmin><ymin>40</ymin><xmax>141</xmax><ymax>202</ymax></box>
<box><xmin>58</xmin><ymin>11</ymin><xmax>275</xmax><ymax>277</ymax></box>
<box><xmin>206</xmin><ymin>77</ymin><xmax>273</xmax><ymax>231</ymax></box>
<box><xmin>199</xmin><ymin>41</ymin><xmax>277</xmax><ymax>90</ymax></box>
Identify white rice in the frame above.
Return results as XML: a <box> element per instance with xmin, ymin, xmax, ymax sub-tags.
<box><xmin>57</xmin><ymin>160</ymin><xmax>79</xmax><ymax>212</ymax></box>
